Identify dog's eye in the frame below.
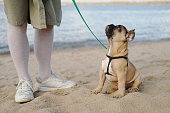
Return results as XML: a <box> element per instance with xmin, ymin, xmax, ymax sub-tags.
<box><xmin>117</xmin><ymin>25</ymin><xmax>121</xmax><ymax>32</ymax></box>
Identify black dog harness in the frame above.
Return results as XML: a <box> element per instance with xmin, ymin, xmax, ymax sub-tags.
<box><xmin>105</xmin><ymin>54</ymin><xmax>128</xmax><ymax>76</ymax></box>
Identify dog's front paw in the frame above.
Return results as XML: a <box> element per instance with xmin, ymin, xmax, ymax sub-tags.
<box><xmin>91</xmin><ymin>88</ymin><xmax>102</xmax><ymax>94</ymax></box>
<box><xmin>112</xmin><ymin>91</ymin><xmax>125</xmax><ymax>98</ymax></box>
<box><xmin>127</xmin><ymin>87</ymin><xmax>139</xmax><ymax>93</ymax></box>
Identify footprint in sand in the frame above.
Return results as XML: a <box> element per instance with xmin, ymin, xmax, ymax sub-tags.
<box><xmin>51</xmin><ymin>89</ymin><xmax>70</xmax><ymax>96</ymax></box>
<box><xmin>33</xmin><ymin>89</ymin><xmax>70</xmax><ymax>98</ymax></box>
<box><xmin>78</xmin><ymin>80</ymin><xmax>89</xmax><ymax>85</ymax></box>
<box><xmin>0</xmin><ymin>93</ymin><xmax>8</xmax><ymax>102</ymax></box>
<box><xmin>144</xmin><ymin>76</ymin><xmax>158</xmax><ymax>81</ymax></box>
<box><xmin>150</xmin><ymin>60</ymin><xmax>170</xmax><ymax>67</ymax></box>
<box><xmin>163</xmin><ymin>69</ymin><xmax>170</xmax><ymax>77</ymax></box>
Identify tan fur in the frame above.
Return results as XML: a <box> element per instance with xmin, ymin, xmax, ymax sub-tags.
<box><xmin>92</xmin><ymin>25</ymin><xmax>142</xmax><ymax>98</ymax></box>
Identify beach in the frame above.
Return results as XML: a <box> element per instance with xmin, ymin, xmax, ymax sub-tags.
<box><xmin>0</xmin><ymin>40</ymin><xmax>170</xmax><ymax>113</ymax></box>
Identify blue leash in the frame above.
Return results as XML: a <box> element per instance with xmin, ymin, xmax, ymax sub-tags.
<box><xmin>72</xmin><ymin>0</ymin><xmax>107</xmax><ymax>50</ymax></box>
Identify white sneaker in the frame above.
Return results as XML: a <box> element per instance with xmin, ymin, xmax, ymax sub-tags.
<box><xmin>15</xmin><ymin>79</ymin><xmax>34</xmax><ymax>103</ymax></box>
<box><xmin>35</xmin><ymin>74</ymin><xmax>76</xmax><ymax>91</ymax></box>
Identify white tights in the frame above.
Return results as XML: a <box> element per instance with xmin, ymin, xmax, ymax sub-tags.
<box><xmin>8</xmin><ymin>23</ymin><xmax>54</xmax><ymax>81</ymax></box>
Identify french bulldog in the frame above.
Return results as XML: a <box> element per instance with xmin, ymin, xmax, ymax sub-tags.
<box><xmin>92</xmin><ymin>24</ymin><xmax>142</xmax><ymax>98</ymax></box>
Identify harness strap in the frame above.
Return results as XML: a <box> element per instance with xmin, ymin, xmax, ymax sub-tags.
<box><xmin>105</xmin><ymin>54</ymin><xmax>128</xmax><ymax>76</ymax></box>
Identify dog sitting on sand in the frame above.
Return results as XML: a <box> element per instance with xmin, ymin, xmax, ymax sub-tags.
<box><xmin>92</xmin><ymin>24</ymin><xmax>142</xmax><ymax>98</ymax></box>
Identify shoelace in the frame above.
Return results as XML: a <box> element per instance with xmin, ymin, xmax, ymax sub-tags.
<box><xmin>16</xmin><ymin>80</ymin><xmax>34</xmax><ymax>92</ymax></box>
<box><xmin>36</xmin><ymin>74</ymin><xmax>64</xmax><ymax>83</ymax></box>
<box><xmin>49</xmin><ymin>74</ymin><xmax>66</xmax><ymax>83</ymax></box>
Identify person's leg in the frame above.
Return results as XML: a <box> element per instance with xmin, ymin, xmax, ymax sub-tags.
<box><xmin>34</xmin><ymin>25</ymin><xmax>54</xmax><ymax>81</ymax></box>
<box><xmin>34</xmin><ymin>26</ymin><xmax>76</xmax><ymax>91</ymax></box>
<box><xmin>8</xmin><ymin>23</ymin><xmax>34</xmax><ymax>103</ymax></box>
<box><xmin>8</xmin><ymin>23</ymin><xmax>31</xmax><ymax>81</ymax></box>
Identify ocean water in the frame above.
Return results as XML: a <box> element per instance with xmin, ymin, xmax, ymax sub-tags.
<box><xmin>0</xmin><ymin>4</ymin><xmax>170</xmax><ymax>53</ymax></box>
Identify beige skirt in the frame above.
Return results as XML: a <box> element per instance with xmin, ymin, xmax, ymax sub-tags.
<box><xmin>4</xmin><ymin>0</ymin><xmax>62</xmax><ymax>29</ymax></box>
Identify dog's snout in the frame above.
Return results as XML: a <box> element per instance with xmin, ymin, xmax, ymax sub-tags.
<box><xmin>105</xmin><ymin>24</ymin><xmax>117</xmax><ymax>38</ymax></box>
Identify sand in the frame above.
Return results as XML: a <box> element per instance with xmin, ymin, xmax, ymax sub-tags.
<box><xmin>0</xmin><ymin>40</ymin><xmax>170</xmax><ymax>113</ymax></box>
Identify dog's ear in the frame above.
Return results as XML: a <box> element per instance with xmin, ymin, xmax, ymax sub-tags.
<box><xmin>126</xmin><ymin>29</ymin><xmax>135</xmax><ymax>42</ymax></box>
<box><xmin>105</xmin><ymin>25</ymin><xmax>112</xmax><ymax>38</ymax></box>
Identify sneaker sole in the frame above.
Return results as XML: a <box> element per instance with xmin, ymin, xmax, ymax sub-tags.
<box><xmin>36</xmin><ymin>85</ymin><xmax>75</xmax><ymax>91</ymax></box>
<box><xmin>35</xmin><ymin>81</ymin><xmax>77</xmax><ymax>91</ymax></box>
<box><xmin>15</xmin><ymin>97</ymin><xmax>34</xmax><ymax>103</ymax></box>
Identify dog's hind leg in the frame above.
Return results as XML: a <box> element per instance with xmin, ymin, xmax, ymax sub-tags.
<box><xmin>127</xmin><ymin>71</ymin><xmax>142</xmax><ymax>93</ymax></box>
<box><xmin>105</xmin><ymin>82</ymin><xmax>118</xmax><ymax>94</ymax></box>
<box><xmin>92</xmin><ymin>68</ymin><xmax>106</xmax><ymax>94</ymax></box>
